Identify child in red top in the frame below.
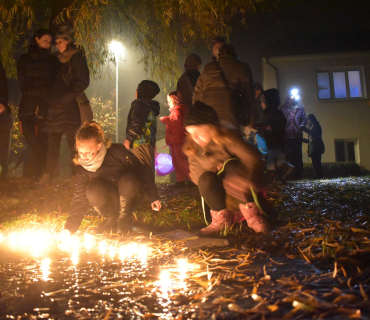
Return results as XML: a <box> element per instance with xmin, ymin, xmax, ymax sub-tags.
<box><xmin>159</xmin><ymin>91</ymin><xmax>190</xmax><ymax>187</ymax></box>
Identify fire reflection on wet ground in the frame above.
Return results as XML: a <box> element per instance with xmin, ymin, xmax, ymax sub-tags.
<box><xmin>0</xmin><ymin>223</ymin><xmax>369</xmax><ymax>319</ymax></box>
<box><xmin>0</xmin><ymin>231</ymin><xmax>204</xmax><ymax>319</ymax></box>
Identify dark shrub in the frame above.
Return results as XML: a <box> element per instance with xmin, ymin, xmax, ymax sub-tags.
<box><xmin>303</xmin><ymin>162</ymin><xmax>362</xmax><ymax>179</ymax></box>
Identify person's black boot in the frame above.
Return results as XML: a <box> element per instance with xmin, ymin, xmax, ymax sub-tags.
<box><xmin>117</xmin><ymin>196</ymin><xmax>137</xmax><ymax>236</ymax></box>
<box><xmin>93</xmin><ymin>206</ymin><xmax>118</xmax><ymax>234</ymax></box>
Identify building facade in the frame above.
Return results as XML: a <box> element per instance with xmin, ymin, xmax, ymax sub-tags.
<box><xmin>262</xmin><ymin>51</ymin><xmax>370</xmax><ymax>169</ymax></box>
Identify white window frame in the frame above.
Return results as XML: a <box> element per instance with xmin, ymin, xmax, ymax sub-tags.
<box><xmin>334</xmin><ymin>138</ymin><xmax>359</xmax><ymax>163</ymax></box>
<box><xmin>317</xmin><ymin>67</ymin><xmax>366</xmax><ymax>101</ymax></box>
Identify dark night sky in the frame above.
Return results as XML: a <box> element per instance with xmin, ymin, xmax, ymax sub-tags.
<box><xmin>248</xmin><ymin>0</ymin><xmax>370</xmax><ymax>56</ymax></box>
<box><xmin>229</xmin><ymin>0</ymin><xmax>370</xmax><ymax>82</ymax></box>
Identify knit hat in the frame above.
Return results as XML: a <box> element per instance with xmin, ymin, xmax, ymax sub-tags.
<box><xmin>211</xmin><ymin>36</ymin><xmax>226</xmax><ymax>48</ymax></box>
<box><xmin>261</xmin><ymin>88</ymin><xmax>280</xmax><ymax>109</ymax></box>
<box><xmin>184</xmin><ymin>53</ymin><xmax>202</xmax><ymax>71</ymax></box>
<box><xmin>137</xmin><ymin>80</ymin><xmax>160</xmax><ymax>99</ymax></box>
<box><xmin>184</xmin><ymin>101</ymin><xmax>219</xmax><ymax>127</ymax></box>
<box><xmin>55</xmin><ymin>26</ymin><xmax>75</xmax><ymax>42</ymax></box>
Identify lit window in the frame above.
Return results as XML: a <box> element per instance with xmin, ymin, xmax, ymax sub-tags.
<box><xmin>317</xmin><ymin>72</ymin><xmax>331</xmax><ymax>99</ymax></box>
<box><xmin>348</xmin><ymin>71</ymin><xmax>362</xmax><ymax>98</ymax></box>
<box><xmin>333</xmin><ymin>72</ymin><xmax>347</xmax><ymax>98</ymax></box>
<box><xmin>317</xmin><ymin>69</ymin><xmax>364</xmax><ymax>100</ymax></box>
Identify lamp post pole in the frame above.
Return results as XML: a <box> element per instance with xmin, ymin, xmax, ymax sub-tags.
<box><xmin>109</xmin><ymin>40</ymin><xmax>124</xmax><ymax>143</ymax></box>
<box><xmin>115</xmin><ymin>55</ymin><xmax>119</xmax><ymax>143</ymax></box>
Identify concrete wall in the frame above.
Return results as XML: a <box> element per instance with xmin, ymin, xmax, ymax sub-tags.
<box><xmin>262</xmin><ymin>52</ymin><xmax>370</xmax><ymax>169</ymax></box>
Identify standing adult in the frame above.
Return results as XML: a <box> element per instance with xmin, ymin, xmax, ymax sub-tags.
<box><xmin>0</xmin><ymin>60</ymin><xmax>14</xmax><ymax>181</ymax></box>
<box><xmin>39</xmin><ymin>26</ymin><xmax>90</xmax><ymax>186</ymax></box>
<box><xmin>302</xmin><ymin>114</ymin><xmax>325</xmax><ymax>179</ymax></box>
<box><xmin>280</xmin><ymin>93</ymin><xmax>307</xmax><ymax>179</ymax></box>
<box><xmin>193</xmin><ymin>44</ymin><xmax>254</xmax><ymax>130</ymax></box>
<box><xmin>17</xmin><ymin>28</ymin><xmax>57</xmax><ymax>180</ymax></box>
<box><xmin>210</xmin><ymin>36</ymin><xmax>226</xmax><ymax>61</ymax></box>
<box><xmin>176</xmin><ymin>53</ymin><xmax>202</xmax><ymax>110</ymax></box>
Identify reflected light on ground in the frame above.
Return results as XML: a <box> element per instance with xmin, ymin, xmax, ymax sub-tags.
<box><xmin>108</xmin><ymin>246</ymin><xmax>116</xmax><ymax>259</ymax></box>
<box><xmin>41</xmin><ymin>258</ymin><xmax>51</xmax><ymax>281</ymax></box>
<box><xmin>158</xmin><ymin>270</ymin><xmax>171</xmax><ymax>296</ymax></box>
<box><xmin>138</xmin><ymin>244</ymin><xmax>149</xmax><ymax>263</ymax></box>
<box><xmin>83</xmin><ymin>233</ymin><xmax>94</xmax><ymax>250</ymax></box>
<box><xmin>98</xmin><ymin>240</ymin><xmax>107</xmax><ymax>255</ymax></box>
<box><xmin>71</xmin><ymin>251</ymin><xmax>79</xmax><ymax>266</ymax></box>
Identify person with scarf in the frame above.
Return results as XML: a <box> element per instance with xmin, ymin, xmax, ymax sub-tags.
<box><xmin>39</xmin><ymin>26</ymin><xmax>90</xmax><ymax>186</ymax></box>
<box><xmin>60</xmin><ymin>121</ymin><xmax>161</xmax><ymax>238</ymax></box>
<box><xmin>159</xmin><ymin>91</ymin><xmax>190</xmax><ymax>187</ymax></box>
<box><xmin>17</xmin><ymin>28</ymin><xmax>57</xmax><ymax>179</ymax></box>
<box><xmin>183</xmin><ymin>102</ymin><xmax>277</xmax><ymax>236</ymax></box>
<box><xmin>302</xmin><ymin>114</ymin><xmax>325</xmax><ymax>179</ymax></box>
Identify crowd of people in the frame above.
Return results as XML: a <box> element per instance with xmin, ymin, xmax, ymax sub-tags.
<box><xmin>0</xmin><ymin>27</ymin><xmax>326</xmax><ymax>237</ymax></box>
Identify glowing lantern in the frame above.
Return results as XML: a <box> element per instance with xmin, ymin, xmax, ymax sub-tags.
<box><xmin>155</xmin><ymin>153</ymin><xmax>174</xmax><ymax>176</ymax></box>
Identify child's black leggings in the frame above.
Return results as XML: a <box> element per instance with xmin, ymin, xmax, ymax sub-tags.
<box><xmin>197</xmin><ymin>160</ymin><xmax>254</xmax><ymax>211</ymax></box>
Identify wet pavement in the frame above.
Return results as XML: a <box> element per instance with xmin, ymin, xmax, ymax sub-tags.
<box><xmin>1</xmin><ymin>231</ymin><xmax>369</xmax><ymax>320</ymax></box>
<box><xmin>1</xmin><ymin>177</ymin><xmax>370</xmax><ymax>319</ymax></box>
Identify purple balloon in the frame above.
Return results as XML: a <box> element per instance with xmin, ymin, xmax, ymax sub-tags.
<box><xmin>155</xmin><ymin>153</ymin><xmax>174</xmax><ymax>176</ymax></box>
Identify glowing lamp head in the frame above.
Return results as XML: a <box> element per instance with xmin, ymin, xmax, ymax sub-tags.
<box><xmin>109</xmin><ymin>41</ymin><xmax>125</xmax><ymax>59</ymax></box>
<box><xmin>291</xmin><ymin>89</ymin><xmax>298</xmax><ymax>97</ymax></box>
<box><xmin>290</xmin><ymin>88</ymin><xmax>300</xmax><ymax>101</ymax></box>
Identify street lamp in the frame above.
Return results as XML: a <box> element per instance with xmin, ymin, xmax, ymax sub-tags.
<box><xmin>109</xmin><ymin>40</ymin><xmax>125</xmax><ymax>142</ymax></box>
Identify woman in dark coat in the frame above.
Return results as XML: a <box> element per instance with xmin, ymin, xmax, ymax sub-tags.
<box><xmin>39</xmin><ymin>26</ymin><xmax>90</xmax><ymax>186</ymax></box>
<box><xmin>59</xmin><ymin>121</ymin><xmax>161</xmax><ymax>237</ymax></box>
<box><xmin>17</xmin><ymin>28</ymin><xmax>57</xmax><ymax>179</ymax></box>
<box><xmin>176</xmin><ymin>53</ymin><xmax>202</xmax><ymax>110</ymax></box>
<box><xmin>193</xmin><ymin>44</ymin><xmax>254</xmax><ymax>129</ymax></box>
<box><xmin>0</xmin><ymin>60</ymin><xmax>14</xmax><ymax>181</ymax></box>
<box><xmin>303</xmin><ymin>114</ymin><xmax>325</xmax><ymax>179</ymax></box>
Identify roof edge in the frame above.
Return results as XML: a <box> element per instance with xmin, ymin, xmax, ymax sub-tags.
<box><xmin>264</xmin><ymin>51</ymin><xmax>370</xmax><ymax>62</ymax></box>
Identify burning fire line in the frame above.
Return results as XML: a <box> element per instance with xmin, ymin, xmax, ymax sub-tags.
<box><xmin>0</xmin><ymin>229</ymin><xmax>199</xmax><ymax>296</ymax></box>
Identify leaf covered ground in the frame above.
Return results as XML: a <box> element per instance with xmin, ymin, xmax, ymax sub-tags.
<box><xmin>1</xmin><ymin>177</ymin><xmax>370</xmax><ymax>319</ymax></box>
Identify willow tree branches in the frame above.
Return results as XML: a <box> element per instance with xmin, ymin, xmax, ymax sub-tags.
<box><xmin>0</xmin><ymin>0</ymin><xmax>271</xmax><ymax>84</ymax></box>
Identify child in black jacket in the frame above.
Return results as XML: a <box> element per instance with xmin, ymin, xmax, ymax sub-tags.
<box><xmin>124</xmin><ymin>80</ymin><xmax>160</xmax><ymax>182</ymax></box>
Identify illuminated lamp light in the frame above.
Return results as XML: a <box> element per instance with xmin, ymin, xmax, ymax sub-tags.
<box><xmin>290</xmin><ymin>88</ymin><xmax>300</xmax><ymax>101</ymax></box>
<box><xmin>155</xmin><ymin>153</ymin><xmax>174</xmax><ymax>176</ymax></box>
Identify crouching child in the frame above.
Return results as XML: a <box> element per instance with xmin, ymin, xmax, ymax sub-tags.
<box><xmin>183</xmin><ymin>102</ymin><xmax>277</xmax><ymax>235</ymax></box>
